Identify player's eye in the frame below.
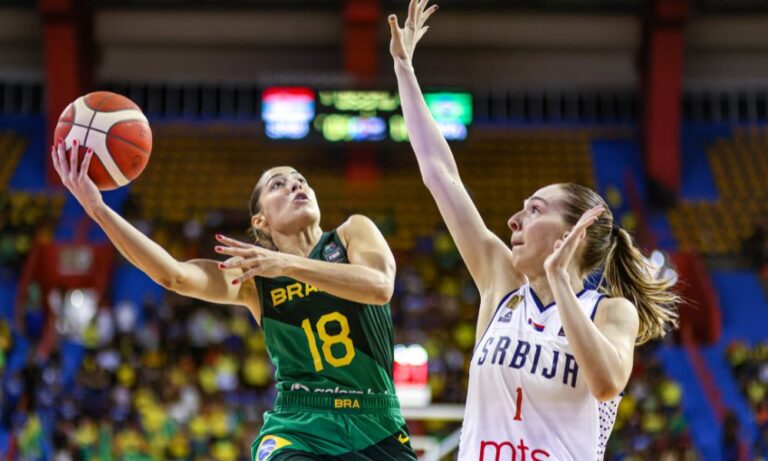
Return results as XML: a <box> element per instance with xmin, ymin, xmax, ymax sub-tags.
<box><xmin>271</xmin><ymin>180</ymin><xmax>284</xmax><ymax>189</ymax></box>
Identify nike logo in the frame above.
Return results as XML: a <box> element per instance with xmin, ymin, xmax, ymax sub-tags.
<box><xmin>397</xmin><ymin>433</ymin><xmax>410</xmax><ymax>444</ymax></box>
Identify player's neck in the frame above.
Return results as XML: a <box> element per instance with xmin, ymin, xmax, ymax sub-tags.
<box><xmin>528</xmin><ymin>270</ymin><xmax>583</xmax><ymax>307</ymax></box>
<box><xmin>272</xmin><ymin>225</ymin><xmax>324</xmax><ymax>257</ymax></box>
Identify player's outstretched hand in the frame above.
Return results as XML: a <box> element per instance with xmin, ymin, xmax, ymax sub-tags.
<box><xmin>389</xmin><ymin>0</ymin><xmax>438</xmax><ymax>70</ymax></box>
<box><xmin>215</xmin><ymin>234</ymin><xmax>294</xmax><ymax>283</ymax></box>
<box><xmin>51</xmin><ymin>138</ymin><xmax>104</xmax><ymax>216</ymax></box>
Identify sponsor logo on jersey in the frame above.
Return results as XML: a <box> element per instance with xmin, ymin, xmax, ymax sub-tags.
<box><xmin>527</xmin><ymin>318</ymin><xmax>545</xmax><ymax>332</ymax></box>
<box><xmin>397</xmin><ymin>432</ymin><xmax>410</xmax><ymax>445</ymax></box>
<box><xmin>289</xmin><ymin>383</ymin><xmax>375</xmax><ymax>395</ymax></box>
<box><xmin>257</xmin><ymin>435</ymin><xmax>293</xmax><ymax>461</ymax></box>
<box><xmin>323</xmin><ymin>242</ymin><xmax>346</xmax><ymax>263</ymax></box>
<box><xmin>498</xmin><ymin>310</ymin><xmax>513</xmax><ymax>323</ymax></box>
<box><xmin>558</xmin><ymin>327</ymin><xmax>566</xmax><ymax>337</ymax></box>
<box><xmin>479</xmin><ymin>439</ymin><xmax>550</xmax><ymax>461</ymax></box>
<box><xmin>504</xmin><ymin>294</ymin><xmax>524</xmax><ymax>310</ymax></box>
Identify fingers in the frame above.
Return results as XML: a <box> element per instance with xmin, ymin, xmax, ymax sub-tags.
<box><xmin>416</xmin><ymin>0</ymin><xmax>431</xmax><ymax>25</ymax></box>
<box><xmin>51</xmin><ymin>143</ymin><xmax>61</xmax><ymax>176</ymax></box>
<box><xmin>388</xmin><ymin>14</ymin><xmax>402</xmax><ymax>41</ymax></box>
<box><xmin>232</xmin><ymin>268</ymin><xmax>259</xmax><ymax>286</ymax></box>
<box><xmin>78</xmin><ymin>148</ymin><xmax>93</xmax><ymax>182</ymax></box>
<box><xmin>214</xmin><ymin>245</ymin><xmax>254</xmax><ymax>257</ymax></box>
<box><xmin>421</xmin><ymin>4</ymin><xmax>438</xmax><ymax>24</ymax></box>
<box><xmin>68</xmin><ymin>139</ymin><xmax>79</xmax><ymax>180</ymax></box>
<box><xmin>407</xmin><ymin>0</ymin><xmax>417</xmax><ymax>26</ymax></box>
<box><xmin>218</xmin><ymin>256</ymin><xmax>257</xmax><ymax>270</ymax></box>
<box><xmin>55</xmin><ymin>139</ymin><xmax>69</xmax><ymax>177</ymax></box>
<box><xmin>215</xmin><ymin>234</ymin><xmax>252</xmax><ymax>248</ymax></box>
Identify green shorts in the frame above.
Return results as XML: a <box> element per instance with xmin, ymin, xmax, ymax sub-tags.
<box><xmin>251</xmin><ymin>391</ymin><xmax>417</xmax><ymax>461</ymax></box>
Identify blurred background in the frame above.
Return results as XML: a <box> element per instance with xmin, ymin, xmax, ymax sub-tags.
<box><xmin>0</xmin><ymin>0</ymin><xmax>767</xmax><ymax>459</ymax></box>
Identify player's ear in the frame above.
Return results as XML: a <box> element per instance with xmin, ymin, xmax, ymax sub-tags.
<box><xmin>251</xmin><ymin>213</ymin><xmax>270</xmax><ymax>234</ymax></box>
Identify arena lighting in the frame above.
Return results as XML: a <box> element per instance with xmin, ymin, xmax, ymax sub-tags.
<box><xmin>393</xmin><ymin>344</ymin><xmax>432</xmax><ymax>408</ymax></box>
<box><xmin>646</xmin><ymin>249</ymin><xmax>678</xmax><ymax>283</ymax></box>
<box><xmin>56</xmin><ymin>288</ymin><xmax>98</xmax><ymax>337</ymax></box>
<box><xmin>261</xmin><ymin>87</ymin><xmax>315</xmax><ymax>139</ymax></box>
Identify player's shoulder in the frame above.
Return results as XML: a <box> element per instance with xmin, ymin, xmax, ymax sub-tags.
<box><xmin>337</xmin><ymin>214</ymin><xmax>380</xmax><ymax>240</ymax></box>
<box><xmin>593</xmin><ymin>295</ymin><xmax>639</xmax><ymax>327</ymax></box>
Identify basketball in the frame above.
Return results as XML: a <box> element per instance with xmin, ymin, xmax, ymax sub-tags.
<box><xmin>54</xmin><ymin>91</ymin><xmax>152</xmax><ymax>191</ymax></box>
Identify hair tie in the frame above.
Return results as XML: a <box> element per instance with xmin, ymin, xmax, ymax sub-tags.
<box><xmin>611</xmin><ymin>220</ymin><xmax>621</xmax><ymax>238</ymax></box>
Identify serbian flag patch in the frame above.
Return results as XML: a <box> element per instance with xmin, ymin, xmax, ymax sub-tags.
<box><xmin>528</xmin><ymin>318</ymin><xmax>545</xmax><ymax>332</ymax></box>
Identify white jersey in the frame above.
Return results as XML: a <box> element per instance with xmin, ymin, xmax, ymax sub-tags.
<box><xmin>458</xmin><ymin>284</ymin><xmax>621</xmax><ymax>461</ymax></box>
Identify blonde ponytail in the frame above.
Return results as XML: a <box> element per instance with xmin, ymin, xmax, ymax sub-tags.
<box><xmin>558</xmin><ymin>183</ymin><xmax>679</xmax><ymax>345</ymax></box>
<box><xmin>601</xmin><ymin>227</ymin><xmax>679</xmax><ymax>344</ymax></box>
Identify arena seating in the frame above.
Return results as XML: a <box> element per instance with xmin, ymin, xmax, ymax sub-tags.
<box><xmin>669</xmin><ymin>126</ymin><xmax>768</xmax><ymax>255</ymax></box>
<box><xmin>0</xmin><ymin>132</ymin><xmax>26</xmax><ymax>190</ymax></box>
<box><xmin>129</xmin><ymin>126</ymin><xmax>596</xmax><ymax>250</ymax></box>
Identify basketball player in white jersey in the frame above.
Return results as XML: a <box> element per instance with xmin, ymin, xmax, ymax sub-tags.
<box><xmin>389</xmin><ymin>2</ymin><xmax>680</xmax><ymax>460</ymax></box>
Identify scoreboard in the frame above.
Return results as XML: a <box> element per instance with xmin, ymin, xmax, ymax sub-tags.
<box><xmin>262</xmin><ymin>87</ymin><xmax>472</xmax><ymax>141</ymax></box>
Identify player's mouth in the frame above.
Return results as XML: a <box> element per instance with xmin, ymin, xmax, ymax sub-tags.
<box><xmin>293</xmin><ymin>192</ymin><xmax>309</xmax><ymax>203</ymax></box>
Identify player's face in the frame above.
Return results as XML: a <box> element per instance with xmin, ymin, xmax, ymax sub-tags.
<box><xmin>255</xmin><ymin>166</ymin><xmax>320</xmax><ymax>234</ymax></box>
<box><xmin>506</xmin><ymin>184</ymin><xmax>570</xmax><ymax>275</ymax></box>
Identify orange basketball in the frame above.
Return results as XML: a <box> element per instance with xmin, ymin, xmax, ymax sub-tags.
<box><xmin>54</xmin><ymin>91</ymin><xmax>152</xmax><ymax>191</ymax></box>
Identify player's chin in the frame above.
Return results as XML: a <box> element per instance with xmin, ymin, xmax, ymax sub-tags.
<box><xmin>288</xmin><ymin>205</ymin><xmax>320</xmax><ymax>222</ymax></box>
<box><xmin>511</xmin><ymin>247</ymin><xmax>540</xmax><ymax>273</ymax></box>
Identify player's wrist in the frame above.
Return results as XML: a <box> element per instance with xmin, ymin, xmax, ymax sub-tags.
<box><xmin>545</xmin><ymin>267</ymin><xmax>569</xmax><ymax>285</ymax></box>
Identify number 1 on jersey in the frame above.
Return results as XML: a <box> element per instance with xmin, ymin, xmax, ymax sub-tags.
<box><xmin>514</xmin><ymin>387</ymin><xmax>523</xmax><ymax>421</ymax></box>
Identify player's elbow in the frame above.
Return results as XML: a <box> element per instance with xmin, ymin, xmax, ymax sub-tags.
<box><xmin>371</xmin><ymin>276</ymin><xmax>394</xmax><ymax>305</ymax></box>
<box><xmin>421</xmin><ymin>165</ymin><xmax>456</xmax><ymax>191</ymax></box>
<box><xmin>155</xmin><ymin>269</ymin><xmax>187</xmax><ymax>293</ymax></box>
<box><xmin>368</xmin><ymin>274</ymin><xmax>395</xmax><ymax>305</ymax></box>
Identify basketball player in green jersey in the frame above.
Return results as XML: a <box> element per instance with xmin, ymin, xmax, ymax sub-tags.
<box><xmin>51</xmin><ymin>138</ymin><xmax>416</xmax><ymax>460</ymax></box>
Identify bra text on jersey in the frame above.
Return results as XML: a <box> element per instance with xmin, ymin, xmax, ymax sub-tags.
<box><xmin>271</xmin><ymin>282</ymin><xmax>321</xmax><ymax>307</ymax></box>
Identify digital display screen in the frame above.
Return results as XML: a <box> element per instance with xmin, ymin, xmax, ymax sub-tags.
<box><xmin>389</xmin><ymin>91</ymin><xmax>473</xmax><ymax>141</ymax></box>
<box><xmin>261</xmin><ymin>87</ymin><xmax>315</xmax><ymax>139</ymax></box>
<box><xmin>263</xmin><ymin>88</ymin><xmax>472</xmax><ymax>142</ymax></box>
<box><xmin>314</xmin><ymin>91</ymin><xmax>399</xmax><ymax>142</ymax></box>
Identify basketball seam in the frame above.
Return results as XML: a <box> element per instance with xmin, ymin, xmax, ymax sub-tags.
<box><xmin>82</xmin><ymin>93</ymin><xmax>114</xmax><ymax>147</ymax></box>
<box><xmin>58</xmin><ymin>120</ymin><xmax>151</xmax><ymax>156</ymax></box>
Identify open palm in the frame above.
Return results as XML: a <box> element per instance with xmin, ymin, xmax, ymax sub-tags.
<box><xmin>389</xmin><ymin>0</ymin><xmax>438</xmax><ymax>69</ymax></box>
<box><xmin>544</xmin><ymin>206</ymin><xmax>605</xmax><ymax>276</ymax></box>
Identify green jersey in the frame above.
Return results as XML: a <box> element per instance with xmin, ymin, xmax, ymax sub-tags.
<box><xmin>251</xmin><ymin>230</ymin><xmax>415</xmax><ymax>460</ymax></box>
<box><xmin>255</xmin><ymin>229</ymin><xmax>397</xmax><ymax>397</ymax></box>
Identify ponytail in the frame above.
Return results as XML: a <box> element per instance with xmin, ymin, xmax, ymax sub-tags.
<box><xmin>601</xmin><ymin>227</ymin><xmax>679</xmax><ymax>344</ymax></box>
<box><xmin>558</xmin><ymin>183</ymin><xmax>679</xmax><ymax>345</ymax></box>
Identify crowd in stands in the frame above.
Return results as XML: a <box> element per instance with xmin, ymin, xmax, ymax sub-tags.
<box><xmin>0</xmin><ymin>191</ymin><xmax>63</xmax><ymax>274</ymax></box>
<box><xmin>725</xmin><ymin>341</ymin><xmax>768</xmax><ymax>458</ymax></box>
<box><xmin>606</xmin><ymin>345</ymin><xmax>697</xmax><ymax>461</ymax></box>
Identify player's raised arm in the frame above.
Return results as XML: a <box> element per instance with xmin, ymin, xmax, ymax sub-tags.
<box><xmin>389</xmin><ymin>1</ymin><xmax>523</xmax><ymax>295</ymax></box>
<box><xmin>51</xmin><ymin>138</ymin><xmax>254</xmax><ymax>311</ymax></box>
